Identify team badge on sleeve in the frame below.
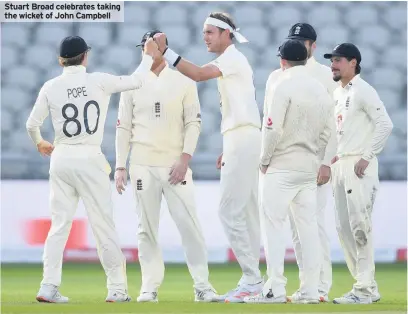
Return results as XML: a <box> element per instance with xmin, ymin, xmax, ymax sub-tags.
<box><xmin>117</xmin><ymin>119</ymin><xmax>120</xmax><ymax>126</ymax></box>
<box><xmin>265</xmin><ymin>117</ymin><xmax>273</xmax><ymax>127</ymax></box>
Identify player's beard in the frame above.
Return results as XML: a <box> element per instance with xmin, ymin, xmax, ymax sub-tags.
<box><xmin>333</xmin><ymin>74</ymin><xmax>341</xmax><ymax>82</ymax></box>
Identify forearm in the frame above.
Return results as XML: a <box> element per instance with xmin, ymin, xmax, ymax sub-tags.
<box><xmin>26</xmin><ymin>126</ymin><xmax>43</xmax><ymax>145</ymax></box>
<box><xmin>129</xmin><ymin>55</ymin><xmax>154</xmax><ymax>87</ymax></box>
<box><xmin>363</xmin><ymin>117</ymin><xmax>393</xmax><ymax>161</ymax></box>
<box><xmin>26</xmin><ymin>115</ymin><xmax>44</xmax><ymax>145</ymax></box>
<box><xmin>109</xmin><ymin>55</ymin><xmax>153</xmax><ymax>94</ymax></box>
<box><xmin>163</xmin><ymin>48</ymin><xmax>207</xmax><ymax>82</ymax></box>
<box><xmin>260</xmin><ymin>128</ymin><xmax>282</xmax><ymax>165</ymax></box>
<box><xmin>115</xmin><ymin>128</ymin><xmax>131</xmax><ymax>169</ymax></box>
<box><xmin>320</xmin><ymin>128</ymin><xmax>336</xmax><ymax>166</ymax></box>
<box><xmin>183</xmin><ymin>122</ymin><xmax>200</xmax><ymax>156</ymax></box>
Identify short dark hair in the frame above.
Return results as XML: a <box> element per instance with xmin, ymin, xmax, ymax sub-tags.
<box><xmin>209</xmin><ymin>12</ymin><xmax>236</xmax><ymax>40</ymax></box>
<box><xmin>59</xmin><ymin>52</ymin><xmax>86</xmax><ymax>67</ymax></box>
<box><xmin>346</xmin><ymin>57</ymin><xmax>361</xmax><ymax>74</ymax></box>
<box><xmin>286</xmin><ymin>59</ymin><xmax>307</xmax><ymax>67</ymax></box>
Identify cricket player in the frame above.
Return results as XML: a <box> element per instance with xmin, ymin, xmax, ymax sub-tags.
<box><xmin>25</xmin><ymin>35</ymin><xmax>159</xmax><ymax>303</ymax></box>
<box><xmin>323</xmin><ymin>43</ymin><xmax>393</xmax><ymax>304</ymax></box>
<box><xmin>244</xmin><ymin>39</ymin><xmax>333</xmax><ymax>304</ymax></box>
<box><xmin>114</xmin><ymin>30</ymin><xmax>217</xmax><ymax>303</ymax></box>
<box><xmin>282</xmin><ymin>23</ymin><xmax>338</xmax><ymax>303</ymax></box>
<box><xmin>154</xmin><ymin>12</ymin><xmax>263</xmax><ymax>303</ymax></box>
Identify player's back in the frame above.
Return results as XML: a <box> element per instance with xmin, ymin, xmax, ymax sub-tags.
<box><xmin>269</xmin><ymin>66</ymin><xmax>332</xmax><ymax>172</ymax></box>
<box><xmin>45</xmin><ymin>66</ymin><xmax>115</xmax><ymax>147</ymax></box>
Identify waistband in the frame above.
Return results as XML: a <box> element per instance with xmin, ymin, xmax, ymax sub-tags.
<box><xmin>53</xmin><ymin>144</ymin><xmax>102</xmax><ymax>157</ymax></box>
<box><xmin>223</xmin><ymin>125</ymin><xmax>260</xmax><ymax>137</ymax></box>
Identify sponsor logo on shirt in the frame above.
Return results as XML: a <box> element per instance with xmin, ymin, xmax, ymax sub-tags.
<box><xmin>136</xmin><ymin>179</ymin><xmax>143</xmax><ymax>191</ymax></box>
<box><xmin>117</xmin><ymin>119</ymin><xmax>120</xmax><ymax>126</ymax></box>
<box><xmin>346</xmin><ymin>96</ymin><xmax>350</xmax><ymax>109</ymax></box>
<box><xmin>267</xmin><ymin>117</ymin><xmax>273</xmax><ymax>126</ymax></box>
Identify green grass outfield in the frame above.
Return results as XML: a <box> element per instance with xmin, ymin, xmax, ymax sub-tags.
<box><xmin>1</xmin><ymin>263</ymin><xmax>406</xmax><ymax>314</ymax></box>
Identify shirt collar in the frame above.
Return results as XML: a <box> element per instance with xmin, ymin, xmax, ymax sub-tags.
<box><xmin>283</xmin><ymin>65</ymin><xmax>307</xmax><ymax>74</ymax></box>
<box><xmin>306</xmin><ymin>56</ymin><xmax>317</xmax><ymax>66</ymax></box>
<box><xmin>149</xmin><ymin>63</ymin><xmax>170</xmax><ymax>79</ymax></box>
<box><xmin>62</xmin><ymin>65</ymin><xmax>86</xmax><ymax>74</ymax></box>
<box><xmin>222</xmin><ymin>44</ymin><xmax>236</xmax><ymax>55</ymax></box>
<box><xmin>344</xmin><ymin>74</ymin><xmax>361</xmax><ymax>90</ymax></box>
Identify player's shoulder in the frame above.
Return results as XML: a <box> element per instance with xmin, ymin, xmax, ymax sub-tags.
<box><xmin>88</xmin><ymin>71</ymin><xmax>111</xmax><ymax>80</ymax></box>
<box><xmin>267</xmin><ymin>68</ymin><xmax>283</xmax><ymax>84</ymax></box>
<box><xmin>272</xmin><ymin>70</ymin><xmax>294</xmax><ymax>91</ymax></box>
<box><xmin>40</xmin><ymin>76</ymin><xmax>61</xmax><ymax>92</ymax></box>
<box><xmin>354</xmin><ymin>75</ymin><xmax>373</xmax><ymax>89</ymax></box>
<box><xmin>224</xmin><ymin>44</ymin><xmax>250</xmax><ymax>64</ymax></box>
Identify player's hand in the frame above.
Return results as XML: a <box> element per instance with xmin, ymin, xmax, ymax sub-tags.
<box><xmin>169</xmin><ymin>154</ymin><xmax>190</xmax><ymax>185</ymax></box>
<box><xmin>260</xmin><ymin>164</ymin><xmax>268</xmax><ymax>174</ymax></box>
<box><xmin>354</xmin><ymin>158</ymin><xmax>369</xmax><ymax>178</ymax></box>
<box><xmin>143</xmin><ymin>38</ymin><xmax>160</xmax><ymax>58</ymax></box>
<box><xmin>153</xmin><ymin>33</ymin><xmax>168</xmax><ymax>54</ymax></box>
<box><xmin>115</xmin><ymin>169</ymin><xmax>127</xmax><ymax>195</ymax></box>
<box><xmin>37</xmin><ymin>140</ymin><xmax>54</xmax><ymax>157</ymax></box>
<box><xmin>331</xmin><ymin>155</ymin><xmax>339</xmax><ymax>164</ymax></box>
<box><xmin>317</xmin><ymin>165</ymin><xmax>331</xmax><ymax>186</ymax></box>
<box><xmin>216</xmin><ymin>153</ymin><xmax>223</xmax><ymax>170</ymax></box>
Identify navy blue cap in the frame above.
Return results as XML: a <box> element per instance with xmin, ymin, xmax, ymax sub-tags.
<box><xmin>136</xmin><ymin>30</ymin><xmax>168</xmax><ymax>48</ymax></box>
<box><xmin>277</xmin><ymin>39</ymin><xmax>307</xmax><ymax>61</ymax></box>
<box><xmin>324</xmin><ymin>43</ymin><xmax>362</xmax><ymax>63</ymax></box>
<box><xmin>59</xmin><ymin>36</ymin><xmax>90</xmax><ymax>58</ymax></box>
<box><xmin>287</xmin><ymin>23</ymin><xmax>317</xmax><ymax>41</ymax></box>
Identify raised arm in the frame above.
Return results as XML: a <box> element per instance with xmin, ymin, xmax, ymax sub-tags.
<box><xmin>153</xmin><ymin>33</ymin><xmax>230</xmax><ymax>82</ymax></box>
<box><xmin>98</xmin><ymin>39</ymin><xmax>158</xmax><ymax>94</ymax></box>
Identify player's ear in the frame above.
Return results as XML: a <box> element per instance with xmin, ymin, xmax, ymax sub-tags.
<box><xmin>280</xmin><ymin>58</ymin><xmax>285</xmax><ymax>70</ymax></box>
<box><xmin>82</xmin><ymin>52</ymin><xmax>88</xmax><ymax>67</ymax></box>
<box><xmin>312</xmin><ymin>41</ymin><xmax>316</xmax><ymax>50</ymax></box>
<box><xmin>223</xmin><ymin>28</ymin><xmax>231</xmax><ymax>39</ymax></box>
<box><xmin>58</xmin><ymin>57</ymin><xmax>64</xmax><ymax>67</ymax></box>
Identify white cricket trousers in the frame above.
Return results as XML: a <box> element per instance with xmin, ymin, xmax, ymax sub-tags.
<box><xmin>129</xmin><ymin>164</ymin><xmax>213</xmax><ymax>293</ymax></box>
<box><xmin>219</xmin><ymin>126</ymin><xmax>262</xmax><ymax>285</ymax></box>
<box><xmin>331</xmin><ymin>156</ymin><xmax>379</xmax><ymax>298</ymax></box>
<box><xmin>42</xmin><ymin>145</ymin><xmax>127</xmax><ymax>293</ymax></box>
<box><xmin>261</xmin><ymin>169</ymin><xmax>320</xmax><ymax>299</ymax></box>
<box><xmin>289</xmin><ymin>183</ymin><xmax>332</xmax><ymax>295</ymax></box>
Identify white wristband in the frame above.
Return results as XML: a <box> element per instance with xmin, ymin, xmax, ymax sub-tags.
<box><xmin>164</xmin><ymin>48</ymin><xmax>181</xmax><ymax>67</ymax></box>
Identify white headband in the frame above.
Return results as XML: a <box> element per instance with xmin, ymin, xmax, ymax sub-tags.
<box><xmin>204</xmin><ymin>17</ymin><xmax>249</xmax><ymax>43</ymax></box>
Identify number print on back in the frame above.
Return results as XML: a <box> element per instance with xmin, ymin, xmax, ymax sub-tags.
<box><xmin>62</xmin><ymin>100</ymin><xmax>100</xmax><ymax>137</ymax></box>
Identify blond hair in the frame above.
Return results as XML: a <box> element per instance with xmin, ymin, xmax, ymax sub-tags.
<box><xmin>58</xmin><ymin>52</ymin><xmax>86</xmax><ymax>67</ymax></box>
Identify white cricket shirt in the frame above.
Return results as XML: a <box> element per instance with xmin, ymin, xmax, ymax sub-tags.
<box><xmin>264</xmin><ymin>56</ymin><xmax>339</xmax><ymax>166</ymax></box>
<box><xmin>333</xmin><ymin>74</ymin><xmax>393</xmax><ymax>161</ymax></box>
<box><xmin>26</xmin><ymin>55</ymin><xmax>154</xmax><ymax>147</ymax></box>
<box><xmin>261</xmin><ymin>66</ymin><xmax>334</xmax><ymax>173</ymax></box>
<box><xmin>115</xmin><ymin>65</ymin><xmax>201</xmax><ymax>168</ymax></box>
<box><xmin>210</xmin><ymin>44</ymin><xmax>261</xmax><ymax>134</ymax></box>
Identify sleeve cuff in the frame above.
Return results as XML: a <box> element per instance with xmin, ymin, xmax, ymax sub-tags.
<box><xmin>362</xmin><ymin>152</ymin><xmax>374</xmax><ymax>161</ymax></box>
<box><xmin>182</xmin><ymin>123</ymin><xmax>200</xmax><ymax>156</ymax></box>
